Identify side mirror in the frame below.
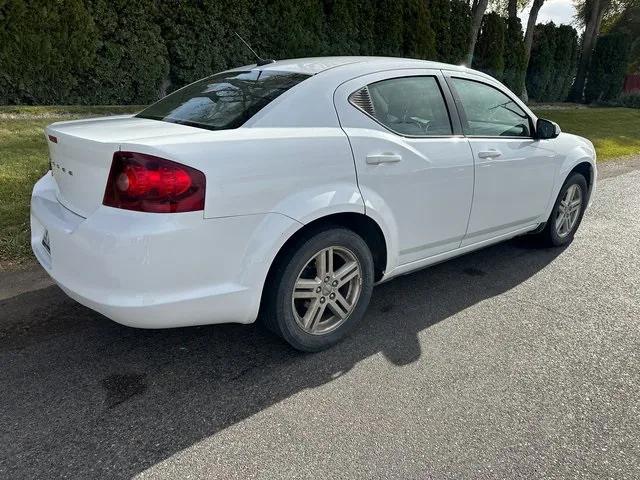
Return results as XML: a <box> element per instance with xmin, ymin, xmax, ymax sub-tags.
<box><xmin>535</xmin><ymin>118</ymin><xmax>561</xmax><ymax>139</ymax></box>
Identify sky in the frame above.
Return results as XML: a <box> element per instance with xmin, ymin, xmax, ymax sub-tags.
<box><xmin>520</xmin><ymin>0</ymin><xmax>578</xmax><ymax>29</ymax></box>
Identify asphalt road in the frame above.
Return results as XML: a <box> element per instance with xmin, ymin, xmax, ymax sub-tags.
<box><xmin>1</xmin><ymin>160</ymin><xmax>639</xmax><ymax>479</ymax></box>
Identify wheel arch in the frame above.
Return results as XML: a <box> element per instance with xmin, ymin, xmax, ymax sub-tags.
<box><xmin>569</xmin><ymin>161</ymin><xmax>595</xmax><ymax>196</ymax></box>
<box><xmin>265</xmin><ymin>213</ymin><xmax>388</xmax><ymax>286</ymax></box>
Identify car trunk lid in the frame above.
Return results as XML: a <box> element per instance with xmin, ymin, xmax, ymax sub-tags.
<box><xmin>45</xmin><ymin>116</ymin><xmax>203</xmax><ymax>217</ymax></box>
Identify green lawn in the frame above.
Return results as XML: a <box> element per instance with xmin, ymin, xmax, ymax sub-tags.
<box><xmin>1</xmin><ymin>105</ymin><xmax>639</xmax><ymax>269</ymax></box>
<box><xmin>532</xmin><ymin>107</ymin><xmax>640</xmax><ymax>160</ymax></box>
<box><xmin>0</xmin><ymin>106</ymin><xmax>142</xmax><ymax>270</ymax></box>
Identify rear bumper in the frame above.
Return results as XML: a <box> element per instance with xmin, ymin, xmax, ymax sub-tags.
<box><xmin>30</xmin><ymin>173</ymin><xmax>300</xmax><ymax>328</ymax></box>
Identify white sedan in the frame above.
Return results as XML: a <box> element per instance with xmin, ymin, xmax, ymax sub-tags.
<box><xmin>31</xmin><ymin>56</ymin><xmax>596</xmax><ymax>351</ymax></box>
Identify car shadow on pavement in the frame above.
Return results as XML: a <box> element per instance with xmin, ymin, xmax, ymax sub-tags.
<box><xmin>0</xmin><ymin>237</ymin><xmax>565</xmax><ymax>478</ymax></box>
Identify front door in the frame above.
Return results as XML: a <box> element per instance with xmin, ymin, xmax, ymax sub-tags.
<box><xmin>445</xmin><ymin>74</ymin><xmax>557</xmax><ymax>246</ymax></box>
<box><xmin>334</xmin><ymin>70</ymin><xmax>475</xmax><ymax>266</ymax></box>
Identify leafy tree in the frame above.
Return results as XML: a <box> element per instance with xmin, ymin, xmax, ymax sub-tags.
<box><xmin>467</xmin><ymin>0</ymin><xmax>490</xmax><ymax>65</ymax></box>
<box><xmin>569</xmin><ymin>0</ymin><xmax>612</xmax><ymax>101</ymax></box>
<box><xmin>607</xmin><ymin>0</ymin><xmax>640</xmax><ymax>73</ymax></box>
<box><xmin>584</xmin><ymin>32</ymin><xmax>632</xmax><ymax>101</ymax></box>
<box><xmin>474</xmin><ymin>12</ymin><xmax>506</xmax><ymax>80</ymax></box>
<box><xmin>520</xmin><ymin>0</ymin><xmax>545</xmax><ymax>100</ymax></box>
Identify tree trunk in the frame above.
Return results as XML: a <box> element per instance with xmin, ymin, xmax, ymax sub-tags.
<box><xmin>569</xmin><ymin>0</ymin><xmax>608</xmax><ymax>102</ymax></box>
<box><xmin>518</xmin><ymin>0</ymin><xmax>544</xmax><ymax>100</ymax></box>
<box><xmin>523</xmin><ymin>0</ymin><xmax>544</xmax><ymax>67</ymax></box>
<box><xmin>508</xmin><ymin>0</ymin><xmax>518</xmax><ymax>20</ymax></box>
<box><xmin>466</xmin><ymin>0</ymin><xmax>489</xmax><ymax>66</ymax></box>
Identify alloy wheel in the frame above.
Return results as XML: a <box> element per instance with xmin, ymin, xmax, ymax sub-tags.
<box><xmin>291</xmin><ymin>246</ymin><xmax>362</xmax><ymax>335</ymax></box>
<box><xmin>555</xmin><ymin>184</ymin><xmax>583</xmax><ymax>237</ymax></box>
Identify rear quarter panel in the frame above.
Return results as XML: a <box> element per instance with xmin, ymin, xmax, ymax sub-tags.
<box><xmin>119</xmin><ymin>127</ymin><xmax>364</xmax><ymax>222</ymax></box>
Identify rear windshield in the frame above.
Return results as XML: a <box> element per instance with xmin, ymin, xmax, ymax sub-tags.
<box><xmin>137</xmin><ymin>70</ymin><xmax>310</xmax><ymax>131</ymax></box>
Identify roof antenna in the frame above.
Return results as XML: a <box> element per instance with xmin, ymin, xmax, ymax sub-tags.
<box><xmin>235</xmin><ymin>32</ymin><xmax>275</xmax><ymax>66</ymax></box>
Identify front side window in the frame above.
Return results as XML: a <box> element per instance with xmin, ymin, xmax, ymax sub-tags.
<box><xmin>350</xmin><ymin>76</ymin><xmax>452</xmax><ymax>136</ymax></box>
<box><xmin>137</xmin><ymin>70</ymin><xmax>310</xmax><ymax>131</ymax></box>
<box><xmin>451</xmin><ymin>78</ymin><xmax>531</xmax><ymax>137</ymax></box>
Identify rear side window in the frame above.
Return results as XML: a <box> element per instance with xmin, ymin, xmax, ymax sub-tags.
<box><xmin>137</xmin><ymin>70</ymin><xmax>310</xmax><ymax>131</ymax></box>
<box><xmin>349</xmin><ymin>76</ymin><xmax>452</xmax><ymax>136</ymax></box>
<box><xmin>450</xmin><ymin>77</ymin><xmax>532</xmax><ymax>137</ymax></box>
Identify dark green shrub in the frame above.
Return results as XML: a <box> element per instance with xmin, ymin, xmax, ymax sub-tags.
<box><xmin>0</xmin><ymin>0</ymin><xmax>96</xmax><ymax>104</ymax></box>
<box><xmin>585</xmin><ymin>33</ymin><xmax>632</xmax><ymax>103</ymax></box>
<box><xmin>526</xmin><ymin>23</ymin><xmax>557</xmax><ymax>101</ymax></box>
<box><xmin>354</xmin><ymin>0</ymin><xmax>377</xmax><ymax>55</ymax></box>
<box><xmin>324</xmin><ymin>0</ymin><xmax>362</xmax><ymax>55</ymax></box>
<box><xmin>0</xmin><ymin>0</ymin><xmax>579</xmax><ymax>106</ymax></box>
<box><xmin>448</xmin><ymin>0</ymin><xmax>472</xmax><ymax>64</ymax></box>
<box><xmin>473</xmin><ymin>12</ymin><xmax>506</xmax><ymax>80</ymax></box>
<box><xmin>539</xmin><ymin>25</ymin><xmax>578</xmax><ymax>101</ymax></box>
<box><xmin>83</xmin><ymin>0</ymin><xmax>168</xmax><ymax>104</ymax></box>
<box><xmin>373</xmin><ymin>0</ymin><xmax>404</xmax><ymax>56</ymax></box>
<box><xmin>430</xmin><ymin>0</ymin><xmax>452</xmax><ymax>62</ymax></box>
<box><xmin>502</xmin><ymin>17</ymin><xmax>526</xmax><ymax>96</ymax></box>
<box><xmin>557</xmin><ymin>26</ymin><xmax>579</xmax><ymax>101</ymax></box>
<box><xmin>618</xmin><ymin>92</ymin><xmax>640</xmax><ymax>108</ymax></box>
<box><xmin>525</xmin><ymin>23</ymin><xmax>578</xmax><ymax>102</ymax></box>
<box><xmin>403</xmin><ymin>0</ymin><xmax>436</xmax><ymax>59</ymax></box>
<box><xmin>157</xmin><ymin>1</ymin><xmax>225</xmax><ymax>93</ymax></box>
<box><xmin>253</xmin><ymin>0</ymin><xmax>327</xmax><ymax>60</ymax></box>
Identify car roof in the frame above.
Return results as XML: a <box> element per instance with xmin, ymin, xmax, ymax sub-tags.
<box><xmin>234</xmin><ymin>56</ymin><xmax>492</xmax><ymax>80</ymax></box>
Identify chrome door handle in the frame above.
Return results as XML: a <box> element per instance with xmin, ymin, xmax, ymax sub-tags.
<box><xmin>366</xmin><ymin>153</ymin><xmax>402</xmax><ymax>165</ymax></box>
<box><xmin>478</xmin><ymin>150</ymin><xmax>502</xmax><ymax>159</ymax></box>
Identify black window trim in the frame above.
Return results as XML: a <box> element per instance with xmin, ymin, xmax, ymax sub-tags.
<box><xmin>347</xmin><ymin>74</ymin><xmax>463</xmax><ymax>139</ymax></box>
<box><xmin>445</xmin><ymin>75</ymin><xmax>535</xmax><ymax>140</ymax></box>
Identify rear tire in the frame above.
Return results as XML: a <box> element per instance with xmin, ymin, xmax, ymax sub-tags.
<box><xmin>262</xmin><ymin>228</ymin><xmax>374</xmax><ymax>352</ymax></box>
<box><xmin>535</xmin><ymin>172</ymin><xmax>588</xmax><ymax>247</ymax></box>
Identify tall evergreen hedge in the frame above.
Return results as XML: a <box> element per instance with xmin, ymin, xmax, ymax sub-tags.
<box><xmin>403</xmin><ymin>0</ymin><xmax>437</xmax><ymax>60</ymax></box>
<box><xmin>0</xmin><ymin>0</ymin><xmax>588</xmax><ymax>106</ymax></box>
<box><xmin>543</xmin><ymin>25</ymin><xmax>578</xmax><ymax>101</ymax></box>
<box><xmin>502</xmin><ymin>18</ymin><xmax>526</xmax><ymax>97</ymax></box>
<box><xmin>0</xmin><ymin>0</ymin><xmax>96</xmax><ymax>104</ymax></box>
<box><xmin>585</xmin><ymin>33</ymin><xmax>632</xmax><ymax>103</ymax></box>
<box><xmin>431</xmin><ymin>0</ymin><xmax>452</xmax><ymax>62</ymax></box>
<box><xmin>86</xmin><ymin>0</ymin><xmax>168</xmax><ymax>104</ymax></box>
<box><xmin>526</xmin><ymin>22</ymin><xmax>578</xmax><ymax>102</ymax></box>
<box><xmin>448</xmin><ymin>0</ymin><xmax>472</xmax><ymax>64</ymax></box>
<box><xmin>473</xmin><ymin>13</ymin><xmax>506</xmax><ymax>81</ymax></box>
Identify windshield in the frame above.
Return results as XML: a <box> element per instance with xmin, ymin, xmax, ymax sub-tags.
<box><xmin>137</xmin><ymin>70</ymin><xmax>310</xmax><ymax>131</ymax></box>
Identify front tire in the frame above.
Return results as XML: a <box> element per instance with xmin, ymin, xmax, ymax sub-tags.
<box><xmin>262</xmin><ymin>228</ymin><xmax>374</xmax><ymax>352</ymax></box>
<box><xmin>536</xmin><ymin>172</ymin><xmax>588</xmax><ymax>247</ymax></box>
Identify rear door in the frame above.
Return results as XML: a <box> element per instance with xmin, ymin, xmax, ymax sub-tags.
<box><xmin>444</xmin><ymin>73</ymin><xmax>557</xmax><ymax>246</ymax></box>
<box><xmin>334</xmin><ymin>69</ymin><xmax>474</xmax><ymax>266</ymax></box>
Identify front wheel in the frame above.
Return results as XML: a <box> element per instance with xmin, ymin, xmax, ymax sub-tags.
<box><xmin>536</xmin><ymin>172</ymin><xmax>588</xmax><ymax>247</ymax></box>
<box><xmin>262</xmin><ymin>228</ymin><xmax>374</xmax><ymax>352</ymax></box>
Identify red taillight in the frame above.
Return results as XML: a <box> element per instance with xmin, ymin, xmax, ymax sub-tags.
<box><xmin>103</xmin><ymin>152</ymin><xmax>206</xmax><ymax>213</ymax></box>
